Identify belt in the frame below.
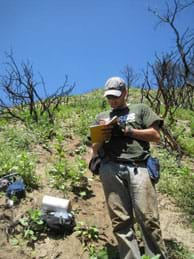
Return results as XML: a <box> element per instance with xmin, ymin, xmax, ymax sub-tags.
<box><xmin>103</xmin><ymin>156</ymin><xmax>146</xmax><ymax>166</ymax></box>
<box><xmin>119</xmin><ymin>160</ymin><xmax>146</xmax><ymax>167</ymax></box>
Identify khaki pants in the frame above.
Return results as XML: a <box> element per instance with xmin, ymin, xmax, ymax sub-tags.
<box><xmin>99</xmin><ymin>160</ymin><xmax>167</xmax><ymax>259</ymax></box>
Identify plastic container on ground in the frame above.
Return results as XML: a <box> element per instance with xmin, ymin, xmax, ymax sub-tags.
<box><xmin>42</xmin><ymin>195</ymin><xmax>71</xmax><ymax>212</ymax></box>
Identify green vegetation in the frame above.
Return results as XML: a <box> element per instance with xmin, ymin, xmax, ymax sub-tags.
<box><xmin>165</xmin><ymin>239</ymin><xmax>194</xmax><ymax>259</ymax></box>
<box><xmin>0</xmin><ymin>89</ymin><xmax>193</xmax><ymax>258</ymax></box>
<box><xmin>158</xmin><ymin>152</ymin><xmax>194</xmax><ymax>219</ymax></box>
<box><xmin>141</xmin><ymin>255</ymin><xmax>160</xmax><ymax>259</ymax></box>
<box><xmin>8</xmin><ymin>209</ymin><xmax>46</xmax><ymax>246</ymax></box>
<box><xmin>75</xmin><ymin>221</ymin><xmax>100</xmax><ymax>254</ymax></box>
<box><xmin>0</xmin><ymin>125</ymin><xmax>39</xmax><ymax>190</ymax></box>
<box><xmin>89</xmin><ymin>247</ymin><xmax>119</xmax><ymax>259</ymax></box>
<box><xmin>19</xmin><ymin>209</ymin><xmax>46</xmax><ymax>242</ymax></box>
<box><xmin>169</xmin><ymin>108</ymin><xmax>194</xmax><ymax>156</ymax></box>
<box><xmin>48</xmin><ymin>156</ymin><xmax>89</xmax><ymax>197</ymax></box>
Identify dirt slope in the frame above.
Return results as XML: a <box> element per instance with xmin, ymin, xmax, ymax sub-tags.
<box><xmin>0</xmin><ymin>141</ymin><xmax>194</xmax><ymax>259</ymax></box>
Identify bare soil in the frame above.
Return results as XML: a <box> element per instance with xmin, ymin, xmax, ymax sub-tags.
<box><xmin>0</xmin><ymin>139</ymin><xmax>194</xmax><ymax>259</ymax></box>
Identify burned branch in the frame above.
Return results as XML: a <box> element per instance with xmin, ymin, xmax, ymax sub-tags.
<box><xmin>0</xmin><ymin>53</ymin><xmax>75</xmax><ymax>125</ymax></box>
<box><xmin>121</xmin><ymin>65</ymin><xmax>139</xmax><ymax>88</ymax></box>
<box><xmin>148</xmin><ymin>0</ymin><xmax>194</xmax><ymax>110</ymax></box>
<box><xmin>142</xmin><ymin>0</ymin><xmax>194</xmax><ymax>155</ymax></box>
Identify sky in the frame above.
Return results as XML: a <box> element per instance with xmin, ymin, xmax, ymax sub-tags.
<box><xmin>0</xmin><ymin>0</ymin><xmax>194</xmax><ymax>97</ymax></box>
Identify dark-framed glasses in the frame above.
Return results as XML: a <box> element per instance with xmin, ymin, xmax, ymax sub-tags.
<box><xmin>106</xmin><ymin>95</ymin><xmax>121</xmax><ymax>100</ymax></box>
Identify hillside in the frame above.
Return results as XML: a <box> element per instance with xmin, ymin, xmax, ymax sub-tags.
<box><xmin>0</xmin><ymin>89</ymin><xmax>194</xmax><ymax>259</ymax></box>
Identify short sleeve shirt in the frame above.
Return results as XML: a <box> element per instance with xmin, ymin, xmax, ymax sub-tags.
<box><xmin>94</xmin><ymin>103</ymin><xmax>163</xmax><ymax>162</ymax></box>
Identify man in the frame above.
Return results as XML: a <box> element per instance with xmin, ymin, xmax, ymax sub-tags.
<box><xmin>91</xmin><ymin>77</ymin><xmax>167</xmax><ymax>259</ymax></box>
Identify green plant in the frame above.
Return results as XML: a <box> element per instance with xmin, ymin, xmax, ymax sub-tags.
<box><xmin>30</xmin><ymin>118</ymin><xmax>56</xmax><ymax>142</ymax></box>
<box><xmin>175</xmin><ymin>108</ymin><xmax>194</xmax><ymax>121</ymax></box>
<box><xmin>19</xmin><ymin>209</ymin><xmax>46</xmax><ymax>242</ymax></box>
<box><xmin>48</xmin><ymin>158</ymin><xmax>71</xmax><ymax>193</ymax></box>
<box><xmin>165</xmin><ymin>239</ymin><xmax>194</xmax><ymax>259</ymax></box>
<box><xmin>141</xmin><ymin>255</ymin><xmax>160</xmax><ymax>259</ymax></box>
<box><xmin>75</xmin><ymin>221</ymin><xmax>99</xmax><ymax>248</ymax></box>
<box><xmin>157</xmin><ymin>150</ymin><xmax>194</xmax><ymax>221</ymax></box>
<box><xmin>14</xmin><ymin>152</ymin><xmax>39</xmax><ymax>190</ymax></box>
<box><xmin>48</xmin><ymin>156</ymin><xmax>89</xmax><ymax>196</ymax></box>
<box><xmin>190</xmin><ymin>118</ymin><xmax>194</xmax><ymax>136</ymax></box>
<box><xmin>54</xmin><ymin>133</ymin><xmax>65</xmax><ymax>158</ymax></box>
<box><xmin>0</xmin><ymin>124</ymin><xmax>39</xmax><ymax>189</ymax></box>
<box><xmin>74</xmin><ymin>144</ymin><xmax>87</xmax><ymax>155</ymax></box>
<box><xmin>2</xmin><ymin>126</ymin><xmax>33</xmax><ymax>150</ymax></box>
<box><xmin>178</xmin><ymin>136</ymin><xmax>194</xmax><ymax>155</ymax></box>
<box><xmin>0</xmin><ymin>145</ymin><xmax>39</xmax><ymax>190</ymax></box>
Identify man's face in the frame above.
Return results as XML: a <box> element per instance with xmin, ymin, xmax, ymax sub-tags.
<box><xmin>106</xmin><ymin>90</ymin><xmax>127</xmax><ymax>109</ymax></box>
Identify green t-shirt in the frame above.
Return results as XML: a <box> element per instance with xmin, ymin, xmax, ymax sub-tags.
<box><xmin>94</xmin><ymin>103</ymin><xmax>163</xmax><ymax>162</ymax></box>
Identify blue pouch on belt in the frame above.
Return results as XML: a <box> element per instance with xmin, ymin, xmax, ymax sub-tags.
<box><xmin>147</xmin><ymin>156</ymin><xmax>160</xmax><ymax>184</ymax></box>
<box><xmin>6</xmin><ymin>179</ymin><xmax>25</xmax><ymax>198</ymax></box>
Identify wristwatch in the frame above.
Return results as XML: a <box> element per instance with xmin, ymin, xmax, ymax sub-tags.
<box><xmin>118</xmin><ymin>121</ymin><xmax>133</xmax><ymax>136</ymax></box>
<box><xmin>124</xmin><ymin>125</ymin><xmax>134</xmax><ymax>136</ymax></box>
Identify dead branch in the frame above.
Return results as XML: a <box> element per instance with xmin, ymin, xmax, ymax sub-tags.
<box><xmin>0</xmin><ymin>53</ymin><xmax>75</xmax><ymax>126</ymax></box>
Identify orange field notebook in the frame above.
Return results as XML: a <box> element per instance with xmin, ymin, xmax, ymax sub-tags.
<box><xmin>90</xmin><ymin>116</ymin><xmax>118</xmax><ymax>143</ymax></box>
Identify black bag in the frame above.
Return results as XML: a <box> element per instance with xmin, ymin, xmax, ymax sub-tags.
<box><xmin>88</xmin><ymin>154</ymin><xmax>101</xmax><ymax>175</ymax></box>
<box><xmin>147</xmin><ymin>156</ymin><xmax>160</xmax><ymax>184</ymax></box>
<box><xmin>42</xmin><ymin>211</ymin><xmax>75</xmax><ymax>233</ymax></box>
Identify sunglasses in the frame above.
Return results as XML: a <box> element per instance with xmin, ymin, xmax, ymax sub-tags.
<box><xmin>106</xmin><ymin>95</ymin><xmax>121</xmax><ymax>100</ymax></box>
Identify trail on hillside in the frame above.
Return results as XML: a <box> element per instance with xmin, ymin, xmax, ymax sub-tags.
<box><xmin>0</xmin><ymin>140</ymin><xmax>194</xmax><ymax>259</ymax></box>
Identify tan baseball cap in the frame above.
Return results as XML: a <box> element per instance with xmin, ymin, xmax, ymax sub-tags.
<box><xmin>104</xmin><ymin>77</ymin><xmax>126</xmax><ymax>97</ymax></box>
